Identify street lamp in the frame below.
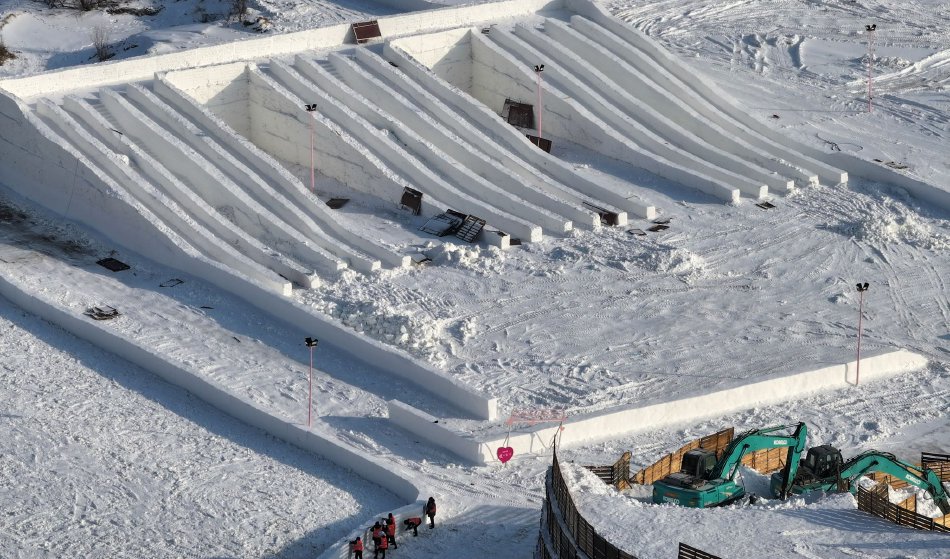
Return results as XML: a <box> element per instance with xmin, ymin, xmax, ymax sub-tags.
<box><xmin>304</xmin><ymin>104</ymin><xmax>318</xmax><ymax>193</ymax></box>
<box><xmin>865</xmin><ymin>24</ymin><xmax>876</xmax><ymax>113</ymax></box>
<box><xmin>533</xmin><ymin>64</ymin><xmax>544</xmax><ymax>141</ymax></box>
<box><xmin>855</xmin><ymin>283</ymin><xmax>869</xmax><ymax>385</ymax></box>
<box><xmin>305</xmin><ymin>336</ymin><xmax>319</xmax><ymax>426</ymax></box>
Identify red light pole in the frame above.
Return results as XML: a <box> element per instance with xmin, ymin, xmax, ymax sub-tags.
<box><xmin>855</xmin><ymin>283</ymin><xmax>869</xmax><ymax>385</ymax></box>
<box><xmin>865</xmin><ymin>24</ymin><xmax>876</xmax><ymax>113</ymax></box>
<box><xmin>304</xmin><ymin>104</ymin><xmax>318</xmax><ymax>193</ymax></box>
<box><xmin>533</xmin><ymin>64</ymin><xmax>544</xmax><ymax>140</ymax></box>
<box><xmin>305</xmin><ymin>337</ymin><xmax>319</xmax><ymax>426</ymax></box>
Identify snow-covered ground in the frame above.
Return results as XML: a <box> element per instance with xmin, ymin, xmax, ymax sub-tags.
<box><xmin>1</xmin><ymin>0</ymin><xmax>949</xmax><ymax>558</ymax></box>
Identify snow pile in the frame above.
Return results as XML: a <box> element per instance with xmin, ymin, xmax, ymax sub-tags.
<box><xmin>632</xmin><ymin>243</ymin><xmax>706</xmax><ymax>278</ymax></box>
<box><xmin>847</xmin><ymin>209</ymin><xmax>946</xmax><ymax>250</ymax></box>
<box><xmin>319</xmin><ymin>296</ymin><xmax>442</xmax><ymax>355</ymax></box>
<box><xmin>424</xmin><ymin>242</ymin><xmax>505</xmax><ymax>275</ymax></box>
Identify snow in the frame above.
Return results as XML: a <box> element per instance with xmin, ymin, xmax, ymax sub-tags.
<box><xmin>1</xmin><ymin>0</ymin><xmax>949</xmax><ymax>557</ymax></box>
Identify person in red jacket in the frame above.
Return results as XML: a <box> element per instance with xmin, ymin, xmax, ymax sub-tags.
<box><xmin>403</xmin><ymin>516</ymin><xmax>422</xmax><ymax>537</ymax></box>
<box><xmin>375</xmin><ymin>529</ymin><xmax>388</xmax><ymax>559</ymax></box>
<box><xmin>385</xmin><ymin>517</ymin><xmax>398</xmax><ymax>549</ymax></box>
<box><xmin>424</xmin><ymin>496</ymin><xmax>437</xmax><ymax>529</ymax></box>
<box><xmin>371</xmin><ymin>522</ymin><xmax>383</xmax><ymax>551</ymax></box>
<box><xmin>351</xmin><ymin>536</ymin><xmax>364</xmax><ymax>559</ymax></box>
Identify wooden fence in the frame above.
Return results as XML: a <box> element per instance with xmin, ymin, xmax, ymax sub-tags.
<box><xmin>678</xmin><ymin>542</ymin><xmax>722</xmax><ymax>559</ymax></box>
<box><xmin>541</xmin><ymin>449</ymin><xmax>639</xmax><ymax>559</ymax></box>
<box><xmin>922</xmin><ymin>452</ymin><xmax>950</xmax><ymax>481</ymax></box>
<box><xmin>856</xmin><ymin>483</ymin><xmax>950</xmax><ymax>532</ymax></box>
<box><xmin>585</xmin><ymin>451</ymin><xmax>632</xmax><ymax>490</ymax></box>
<box><xmin>632</xmin><ymin>428</ymin><xmax>734</xmax><ymax>485</ymax></box>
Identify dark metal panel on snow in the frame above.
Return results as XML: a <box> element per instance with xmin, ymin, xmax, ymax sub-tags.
<box><xmin>352</xmin><ymin>20</ymin><xmax>382</xmax><ymax>44</ymax></box>
<box><xmin>400</xmin><ymin>187</ymin><xmax>423</xmax><ymax>215</ymax></box>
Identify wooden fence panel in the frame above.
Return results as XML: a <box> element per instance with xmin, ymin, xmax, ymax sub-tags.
<box><xmin>857</xmin><ymin>484</ymin><xmax>950</xmax><ymax>533</ymax></box>
<box><xmin>741</xmin><ymin>446</ymin><xmax>788</xmax><ymax>474</ymax></box>
<box><xmin>633</xmin><ymin>428</ymin><xmax>734</xmax><ymax>485</ymax></box>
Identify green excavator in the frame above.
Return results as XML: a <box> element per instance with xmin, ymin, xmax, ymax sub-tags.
<box><xmin>652</xmin><ymin>422</ymin><xmax>807</xmax><ymax>508</ymax></box>
<box><xmin>769</xmin><ymin>445</ymin><xmax>950</xmax><ymax>515</ymax></box>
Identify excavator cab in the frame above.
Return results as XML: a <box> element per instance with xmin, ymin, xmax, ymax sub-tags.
<box><xmin>802</xmin><ymin>445</ymin><xmax>844</xmax><ymax>479</ymax></box>
<box><xmin>680</xmin><ymin>449</ymin><xmax>717</xmax><ymax>480</ymax></box>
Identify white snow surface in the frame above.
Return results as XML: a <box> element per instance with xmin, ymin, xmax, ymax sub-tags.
<box><xmin>1</xmin><ymin>0</ymin><xmax>949</xmax><ymax>558</ymax></box>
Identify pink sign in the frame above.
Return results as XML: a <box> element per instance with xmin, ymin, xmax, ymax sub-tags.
<box><xmin>497</xmin><ymin>446</ymin><xmax>514</xmax><ymax>463</ymax></box>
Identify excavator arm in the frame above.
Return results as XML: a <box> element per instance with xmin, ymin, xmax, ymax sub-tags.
<box><xmin>711</xmin><ymin>422</ymin><xmax>808</xmax><ymax>496</ymax></box>
<box><xmin>840</xmin><ymin>452</ymin><xmax>950</xmax><ymax>515</ymax></box>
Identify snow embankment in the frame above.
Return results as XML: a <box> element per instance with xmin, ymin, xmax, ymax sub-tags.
<box><xmin>394</xmin><ymin>350</ymin><xmax>927</xmax><ymax>464</ymax></box>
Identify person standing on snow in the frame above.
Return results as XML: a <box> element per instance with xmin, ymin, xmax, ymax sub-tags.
<box><xmin>351</xmin><ymin>536</ymin><xmax>364</xmax><ymax>559</ymax></box>
<box><xmin>371</xmin><ymin>522</ymin><xmax>383</xmax><ymax>551</ymax></box>
<box><xmin>375</xmin><ymin>529</ymin><xmax>389</xmax><ymax>559</ymax></box>
<box><xmin>385</xmin><ymin>517</ymin><xmax>398</xmax><ymax>549</ymax></box>
<box><xmin>424</xmin><ymin>496</ymin><xmax>437</xmax><ymax>529</ymax></box>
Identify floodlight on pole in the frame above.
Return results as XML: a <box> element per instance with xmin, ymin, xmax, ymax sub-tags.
<box><xmin>305</xmin><ymin>336</ymin><xmax>319</xmax><ymax>427</ymax></box>
<box><xmin>865</xmin><ymin>25</ymin><xmax>876</xmax><ymax>113</ymax></box>
<box><xmin>533</xmin><ymin>64</ymin><xmax>544</xmax><ymax>140</ymax></box>
<box><xmin>855</xmin><ymin>282</ymin><xmax>869</xmax><ymax>386</ymax></box>
<box><xmin>304</xmin><ymin>104</ymin><xmax>318</xmax><ymax>193</ymax></box>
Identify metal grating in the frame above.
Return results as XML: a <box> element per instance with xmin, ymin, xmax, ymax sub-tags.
<box><xmin>420</xmin><ymin>212</ymin><xmax>465</xmax><ymax>237</ymax></box>
<box><xmin>755</xmin><ymin>201</ymin><xmax>776</xmax><ymax>210</ymax></box>
<box><xmin>400</xmin><ymin>187</ymin><xmax>423</xmax><ymax>215</ymax></box>
<box><xmin>454</xmin><ymin>215</ymin><xmax>486</xmax><ymax>243</ymax></box>
<box><xmin>97</xmin><ymin>257</ymin><xmax>130</xmax><ymax>272</ymax></box>
<box><xmin>159</xmin><ymin>278</ymin><xmax>184</xmax><ymax>288</ymax></box>
<box><xmin>526</xmin><ymin>134</ymin><xmax>553</xmax><ymax>153</ymax></box>
<box><xmin>647</xmin><ymin>224</ymin><xmax>670</xmax><ymax>232</ymax></box>
<box><xmin>352</xmin><ymin>20</ymin><xmax>381</xmax><ymax>44</ymax></box>
<box><xmin>503</xmin><ymin>99</ymin><xmax>534</xmax><ymax>129</ymax></box>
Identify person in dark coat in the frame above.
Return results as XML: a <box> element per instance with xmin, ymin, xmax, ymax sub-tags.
<box><xmin>351</xmin><ymin>536</ymin><xmax>364</xmax><ymax>559</ymax></box>
<box><xmin>385</xmin><ymin>517</ymin><xmax>398</xmax><ymax>549</ymax></box>
<box><xmin>424</xmin><ymin>496</ymin><xmax>437</xmax><ymax>529</ymax></box>
<box><xmin>403</xmin><ymin>516</ymin><xmax>422</xmax><ymax>537</ymax></box>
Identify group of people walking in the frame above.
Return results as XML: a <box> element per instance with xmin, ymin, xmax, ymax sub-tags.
<box><xmin>350</xmin><ymin>497</ymin><xmax>437</xmax><ymax>559</ymax></box>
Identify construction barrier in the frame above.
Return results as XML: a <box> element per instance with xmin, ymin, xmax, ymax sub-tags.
<box><xmin>632</xmin><ymin>428</ymin><xmax>734</xmax><ymax>485</ymax></box>
<box><xmin>678</xmin><ymin>542</ymin><xmax>723</xmax><ymax>559</ymax></box>
<box><xmin>856</xmin><ymin>484</ymin><xmax>950</xmax><ymax>532</ymax></box>
<box><xmin>855</xmin><ymin>450</ymin><xmax>950</xmax><ymax>533</ymax></box>
<box><xmin>538</xmin><ymin>447</ymin><xmax>638</xmax><ymax>559</ymax></box>
<box><xmin>584</xmin><ymin>451</ymin><xmax>632</xmax><ymax>490</ymax></box>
